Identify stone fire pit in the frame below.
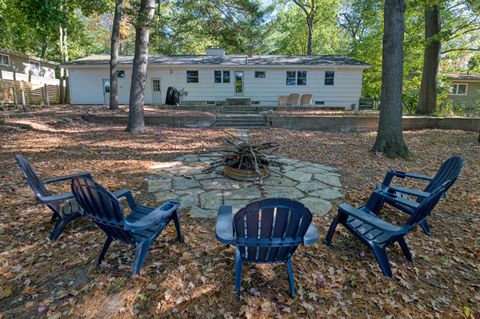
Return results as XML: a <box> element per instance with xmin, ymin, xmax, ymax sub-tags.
<box><xmin>147</xmin><ymin>152</ymin><xmax>343</xmax><ymax>218</ymax></box>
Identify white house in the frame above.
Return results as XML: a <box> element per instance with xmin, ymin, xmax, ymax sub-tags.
<box><xmin>64</xmin><ymin>48</ymin><xmax>370</xmax><ymax>109</ymax></box>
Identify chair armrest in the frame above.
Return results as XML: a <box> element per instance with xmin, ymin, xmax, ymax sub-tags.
<box><xmin>215</xmin><ymin>206</ymin><xmax>236</xmax><ymax>245</ymax></box>
<box><xmin>388</xmin><ymin>185</ymin><xmax>430</xmax><ymax>199</ymax></box>
<box><xmin>38</xmin><ymin>192</ymin><xmax>75</xmax><ymax>204</ymax></box>
<box><xmin>43</xmin><ymin>172</ymin><xmax>93</xmax><ymax>184</ymax></box>
<box><xmin>303</xmin><ymin>224</ymin><xmax>319</xmax><ymax>246</ymax></box>
<box><xmin>124</xmin><ymin>200</ymin><xmax>179</xmax><ymax>231</ymax></box>
<box><xmin>382</xmin><ymin>170</ymin><xmax>432</xmax><ymax>187</ymax></box>
<box><xmin>339</xmin><ymin>203</ymin><xmax>405</xmax><ymax>234</ymax></box>
<box><xmin>112</xmin><ymin>189</ymin><xmax>137</xmax><ymax>210</ymax></box>
<box><xmin>377</xmin><ymin>190</ymin><xmax>421</xmax><ymax>209</ymax></box>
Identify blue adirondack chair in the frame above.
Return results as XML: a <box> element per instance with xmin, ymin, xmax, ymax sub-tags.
<box><xmin>216</xmin><ymin>198</ymin><xmax>318</xmax><ymax>297</ymax></box>
<box><xmin>16</xmin><ymin>154</ymin><xmax>93</xmax><ymax>240</ymax></box>
<box><xmin>324</xmin><ymin>181</ymin><xmax>450</xmax><ymax>277</ymax></box>
<box><xmin>367</xmin><ymin>156</ymin><xmax>463</xmax><ymax>235</ymax></box>
<box><xmin>71</xmin><ymin>177</ymin><xmax>182</xmax><ymax>275</ymax></box>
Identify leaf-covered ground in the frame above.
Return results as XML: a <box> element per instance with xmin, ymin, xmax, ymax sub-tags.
<box><xmin>0</xmin><ymin>110</ymin><xmax>478</xmax><ymax>319</ymax></box>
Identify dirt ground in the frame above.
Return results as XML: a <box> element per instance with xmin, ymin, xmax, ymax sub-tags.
<box><xmin>0</xmin><ymin>108</ymin><xmax>478</xmax><ymax>318</ymax></box>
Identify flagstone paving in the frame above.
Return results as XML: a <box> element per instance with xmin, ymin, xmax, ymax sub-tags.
<box><xmin>147</xmin><ymin>152</ymin><xmax>343</xmax><ymax>218</ymax></box>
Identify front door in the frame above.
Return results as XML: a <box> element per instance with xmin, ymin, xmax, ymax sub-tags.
<box><xmin>234</xmin><ymin>71</ymin><xmax>244</xmax><ymax>96</ymax></box>
<box><xmin>102</xmin><ymin>79</ymin><xmax>110</xmax><ymax>105</ymax></box>
<box><xmin>151</xmin><ymin>78</ymin><xmax>162</xmax><ymax>104</ymax></box>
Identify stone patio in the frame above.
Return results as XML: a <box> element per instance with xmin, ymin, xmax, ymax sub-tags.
<box><xmin>147</xmin><ymin>152</ymin><xmax>343</xmax><ymax>218</ymax></box>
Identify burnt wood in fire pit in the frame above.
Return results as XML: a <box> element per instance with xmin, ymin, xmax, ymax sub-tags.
<box><xmin>203</xmin><ymin>132</ymin><xmax>283</xmax><ymax>182</ymax></box>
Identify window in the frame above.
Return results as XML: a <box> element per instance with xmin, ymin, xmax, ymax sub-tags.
<box><xmin>0</xmin><ymin>54</ymin><xmax>9</xmax><ymax>66</ymax></box>
<box><xmin>255</xmin><ymin>71</ymin><xmax>266</xmax><ymax>79</ymax></box>
<box><xmin>152</xmin><ymin>79</ymin><xmax>160</xmax><ymax>92</ymax></box>
<box><xmin>223</xmin><ymin>71</ymin><xmax>230</xmax><ymax>83</ymax></box>
<box><xmin>325</xmin><ymin>71</ymin><xmax>335</xmax><ymax>85</ymax></box>
<box><xmin>450</xmin><ymin>83</ymin><xmax>468</xmax><ymax>95</ymax></box>
<box><xmin>214</xmin><ymin>70</ymin><xmax>230</xmax><ymax>83</ymax></box>
<box><xmin>286</xmin><ymin>71</ymin><xmax>296</xmax><ymax>86</ymax></box>
<box><xmin>297</xmin><ymin>71</ymin><xmax>307</xmax><ymax>85</ymax></box>
<box><xmin>29</xmin><ymin>61</ymin><xmax>40</xmax><ymax>70</ymax></box>
<box><xmin>117</xmin><ymin>70</ymin><xmax>125</xmax><ymax>78</ymax></box>
<box><xmin>315</xmin><ymin>101</ymin><xmax>325</xmax><ymax>105</ymax></box>
<box><xmin>214</xmin><ymin>70</ymin><xmax>222</xmax><ymax>83</ymax></box>
<box><xmin>186</xmin><ymin>70</ymin><xmax>199</xmax><ymax>83</ymax></box>
<box><xmin>286</xmin><ymin>71</ymin><xmax>307</xmax><ymax>86</ymax></box>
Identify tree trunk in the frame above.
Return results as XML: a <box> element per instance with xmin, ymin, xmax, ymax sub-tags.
<box><xmin>59</xmin><ymin>26</ymin><xmax>65</xmax><ymax>104</ymax></box>
<box><xmin>372</xmin><ymin>0</ymin><xmax>409</xmax><ymax>159</ymax></box>
<box><xmin>110</xmin><ymin>0</ymin><xmax>124</xmax><ymax>110</ymax></box>
<box><xmin>306</xmin><ymin>18</ymin><xmax>313</xmax><ymax>55</ymax></box>
<box><xmin>416</xmin><ymin>2</ymin><xmax>441</xmax><ymax>115</ymax></box>
<box><xmin>127</xmin><ymin>0</ymin><xmax>156</xmax><ymax>133</ymax></box>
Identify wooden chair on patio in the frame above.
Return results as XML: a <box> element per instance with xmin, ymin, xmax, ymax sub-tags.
<box><xmin>287</xmin><ymin>93</ymin><xmax>300</xmax><ymax>107</ymax></box>
<box><xmin>277</xmin><ymin>95</ymin><xmax>288</xmax><ymax>106</ymax></box>
<box><xmin>300</xmin><ymin>94</ymin><xmax>313</xmax><ymax>107</ymax></box>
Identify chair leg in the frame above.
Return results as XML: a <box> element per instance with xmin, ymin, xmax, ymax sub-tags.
<box><xmin>132</xmin><ymin>241</ymin><xmax>152</xmax><ymax>275</ymax></box>
<box><xmin>172</xmin><ymin>210</ymin><xmax>182</xmax><ymax>242</ymax></box>
<box><xmin>235</xmin><ymin>249</ymin><xmax>243</xmax><ymax>298</ymax></box>
<box><xmin>398</xmin><ymin>238</ymin><xmax>413</xmax><ymax>262</ymax></box>
<box><xmin>324</xmin><ymin>213</ymin><xmax>342</xmax><ymax>245</ymax></box>
<box><xmin>287</xmin><ymin>258</ymin><xmax>295</xmax><ymax>298</ymax></box>
<box><xmin>419</xmin><ymin>220</ymin><xmax>431</xmax><ymax>236</ymax></box>
<box><xmin>97</xmin><ymin>236</ymin><xmax>113</xmax><ymax>266</ymax></box>
<box><xmin>50</xmin><ymin>218</ymin><xmax>68</xmax><ymax>240</ymax></box>
<box><xmin>371</xmin><ymin>245</ymin><xmax>392</xmax><ymax>277</ymax></box>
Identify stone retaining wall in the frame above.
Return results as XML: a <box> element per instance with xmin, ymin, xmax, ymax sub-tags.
<box><xmin>82</xmin><ymin>114</ymin><xmax>215</xmax><ymax>128</ymax></box>
<box><xmin>267</xmin><ymin>115</ymin><xmax>480</xmax><ymax>132</ymax></box>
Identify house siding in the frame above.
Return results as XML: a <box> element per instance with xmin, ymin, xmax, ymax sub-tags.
<box><xmin>68</xmin><ymin>65</ymin><xmax>366</xmax><ymax>109</ymax></box>
<box><xmin>449</xmin><ymin>81</ymin><xmax>480</xmax><ymax>108</ymax></box>
<box><xmin>0</xmin><ymin>53</ymin><xmax>56</xmax><ymax>78</ymax></box>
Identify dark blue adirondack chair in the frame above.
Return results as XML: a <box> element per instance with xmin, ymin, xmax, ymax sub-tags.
<box><xmin>16</xmin><ymin>154</ymin><xmax>93</xmax><ymax>240</ymax></box>
<box><xmin>216</xmin><ymin>198</ymin><xmax>318</xmax><ymax>297</ymax></box>
<box><xmin>324</xmin><ymin>181</ymin><xmax>450</xmax><ymax>277</ymax></box>
<box><xmin>71</xmin><ymin>177</ymin><xmax>182</xmax><ymax>275</ymax></box>
<box><xmin>367</xmin><ymin>156</ymin><xmax>463</xmax><ymax>235</ymax></box>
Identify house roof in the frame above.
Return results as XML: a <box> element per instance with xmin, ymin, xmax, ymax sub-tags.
<box><xmin>448</xmin><ymin>73</ymin><xmax>480</xmax><ymax>81</ymax></box>
<box><xmin>0</xmin><ymin>49</ymin><xmax>59</xmax><ymax>65</ymax></box>
<box><xmin>63</xmin><ymin>54</ymin><xmax>370</xmax><ymax>68</ymax></box>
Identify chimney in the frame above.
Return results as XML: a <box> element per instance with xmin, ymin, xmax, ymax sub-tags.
<box><xmin>205</xmin><ymin>48</ymin><xmax>225</xmax><ymax>56</ymax></box>
<box><xmin>247</xmin><ymin>46</ymin><xmax>253</xmax><ymax>58</ymax></box>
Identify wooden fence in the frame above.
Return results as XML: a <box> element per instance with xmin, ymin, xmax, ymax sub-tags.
<box><xmin>0</xmin><ymin>71</ymin><xmax>60</xmax><ymax>105</ymax></box>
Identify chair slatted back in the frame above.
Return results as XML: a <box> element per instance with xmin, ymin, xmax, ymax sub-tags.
<box><xmin>407</xmin><ymin>182</ymin><xmax>449</xmax><ymax>227</ymax></box>
<box><xmin>233</xmin><ymin>198</ymin><xmax>312</xmax><ymax>263</ymax></box>
<box><xmin>424</xmin><ymin>156</ymin><xmax>463</xmax><ymax>194</ymax></box>
<box><xmin>71</xmin><ymin>177</ymin><xmax>134</xmax><ymax>244</ymax></box>
<box><xmin>287</xmin><ymin>94</ymin><xmax>300</xmax><ymax>106</ymax></box>
<box><xmin>300</xmin><ymin>94</ymin><xmax>313</xmax><ymax>106</ymax></box>
<box><xmin>16</xmin><ymin>155</ymin><xmax>61</xmax><ymax>213</ymax></box>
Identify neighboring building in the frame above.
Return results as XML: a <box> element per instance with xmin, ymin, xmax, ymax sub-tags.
<box><xmin>64</xmin><ymin>48</ymin><xmax>370</xmax><ymax>109</ymax></box>
<box><xmin>448</xmin><ymin>73</ymin><xmax>480</xmax><ymax>108</ymax></box>
<box><xmin>0</xmin><ymin>50</ymin><xmax>60</xmax><ymax>105</ymax></box>
<box><xmin>0</xmin><ymin>50</ymin><xmax>58</xmax><ymax>79</ymax></box>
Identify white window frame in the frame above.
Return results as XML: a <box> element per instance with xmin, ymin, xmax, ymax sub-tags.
<box><xmin>214</xmin><ymin>70</ymin><xmax>230</xmax><ymax>83</ymax></box>
<box><xmin>450</xmin><ymin>83</ymin><xmax>468</xmax><ymax>95</ymax></box>
<box><xmin>29</xmin><ymin>60</ymin><xmax>41</xmax><ymax>70</ymax></box>
<box><xmin>254</xmin><ymin>71</ymin><xmax>266</xmax><ymax>79</ymax></box>
<box><xmin>286</xmin><ymin>71</ymin><xmax>307</xmax><ymax>86</ymax></box>
<box><xmin>0</xmin><ymin>54</ymin><xmax>9</xmax><ymax>66</ymax></box>
<box><xmin>324</xmin><ymin>71</ymin><xmax>335</xmax><ymax>86</ymax></box>
<box><xmin>186</xmin><ymin>70</ymin><xmax>199</xmax><ymax>83</ymax></box>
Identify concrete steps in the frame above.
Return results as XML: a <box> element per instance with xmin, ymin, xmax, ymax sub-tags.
<box><xmin>214</xmin><ymin>114</ymin><xmax>269</xmax><ymax>128</ymax></box>
<box><xmin>221</xmin><ymin>106</ymin><xmax>273</xmax><ymax>114</ymax></box>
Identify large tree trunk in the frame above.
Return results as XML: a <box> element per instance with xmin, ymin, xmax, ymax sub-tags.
<box><xmin>306</xmin><ymin>17</ymin><xmax>313</xmax><ymax>55</ymax></box>
<box><xmin>372</xmin><ymin>0</ymin><xmax>409</xmax><ymax>159</ymax></box>
<box><xmin>59</xmin><ymin>26</ymin><xmax>65</xmax><ymax>104</ymax></box>
<box><xmin>127</xmin><ymin>0</ymin><xmax>156</xmax><ymax>133</ymax></box>
<box><xmin>416</xmin><ymin>2</ymin><xmax>441</xmax><ymax>115</ymax></box>
<box><xmin>110</xmin><ymin>0</ymin><xmax>124</xmax><ymax>110</ymax></box>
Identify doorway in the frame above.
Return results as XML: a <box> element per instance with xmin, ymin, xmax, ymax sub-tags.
<box><xmin>152</xmin><ymin>78</ymin><xmax>162</xmax><ymax>104</ymax></box>
<box><xmin>234</xmin><ymin>71</ymin><xmax>244</xmax><ymax>96</ymax></box>
<box><xmin>102</xmin><ymin>79</ymin><xmax>110</xmax><ymax>105</ymax></box>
